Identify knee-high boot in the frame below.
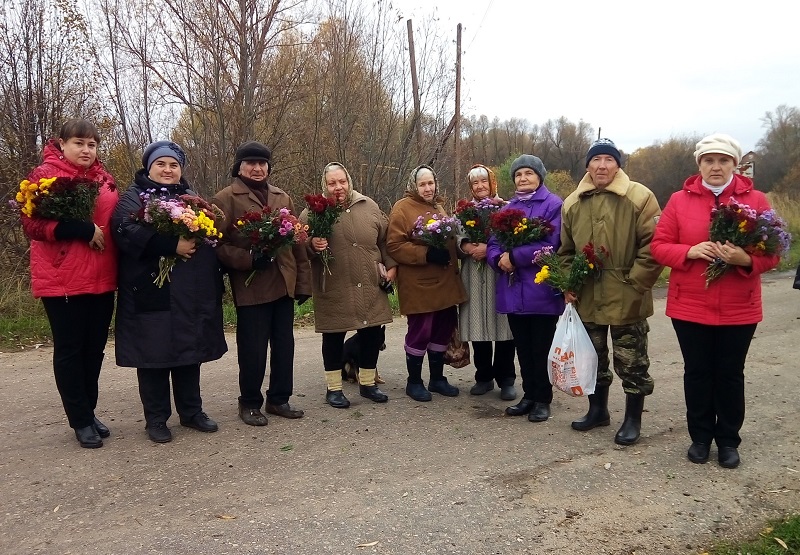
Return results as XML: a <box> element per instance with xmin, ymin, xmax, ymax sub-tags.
<box><xmin>614</xmin><ymin>393</ymin><xmax>645</xmax><ymax>445</ymax></box>
<box><xmin>427</xmin><ymin>350</ymin><xmax>459</xmax><ymax>397</ymax></box>
<box><xmin>571</xmin><ymin>385</ymin><xmax>611</xmax><ymax>431</ymax></box>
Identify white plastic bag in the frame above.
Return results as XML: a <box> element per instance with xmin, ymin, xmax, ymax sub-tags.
<box><xmin>548</xmin><ymin>304</ymin><xmax>598</xmax><ymax>397</ymax></box>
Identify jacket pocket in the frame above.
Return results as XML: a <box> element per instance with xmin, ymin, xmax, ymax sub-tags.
<box><xmin>131</xmin><ymin>270</ymin><xmax>171</xmax><ymax>313</ymax></box>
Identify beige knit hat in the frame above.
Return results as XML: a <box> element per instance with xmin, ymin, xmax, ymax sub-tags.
<box><xmin>694</xmin><ymin>133</ymin><xmax>742</xmax><ymax>165</ymax></box>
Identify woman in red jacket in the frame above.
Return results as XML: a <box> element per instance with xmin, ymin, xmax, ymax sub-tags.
<box><xmin>651</xmin><ymin>133</ymin><xmax>780</xmax><ymax>469</ymax></box>
<box><xmin>20</xmin><ymin>119</ymin><xmax>118</xmax><ymax>449</ymax></box>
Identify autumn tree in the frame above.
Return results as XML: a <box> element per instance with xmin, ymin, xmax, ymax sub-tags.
<box><xmin>757</xmin><ymin>105</ymin><xmax>800</xmax><ymax>195</ymax></box>
<box><xmin>625</xmin><ymin>136</ymin><xmax>700</xmax><ymax>208</ymax></box>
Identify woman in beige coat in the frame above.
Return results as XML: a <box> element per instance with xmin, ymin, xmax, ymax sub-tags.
<box><xmin>301</xmin><ymin>163</ymin><xmax>396</xmax><ymax>408</ymax></box>
<box><xmin>387</xmin><ymin>165</ymin><xmax>468</xmax><ymax>402</ymax></box>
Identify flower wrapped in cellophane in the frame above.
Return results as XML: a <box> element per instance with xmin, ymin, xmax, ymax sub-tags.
<box><xmin>235</xmin><ymin>206</ymin><xmax>309</xmax><ymax>286</ymax></box>
<box><xmin>138</xmin><ymin>190</ymin><xmax>223</xmax><ymax>287</ymax></box>
<box><xmin>704</xmin><ymin>199</ymin><xmax>791</xmax><ymax>287</ymax></box>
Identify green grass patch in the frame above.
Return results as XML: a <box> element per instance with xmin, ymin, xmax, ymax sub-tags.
<box><xmin>706</xmin><ymin>513</ymin><xmax>800</xmax><ymax>554</ymax></box>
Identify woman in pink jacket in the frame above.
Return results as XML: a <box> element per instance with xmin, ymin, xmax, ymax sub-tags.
<box><xmin>21</xmin><ymin>119</ymin><xmax>118</xmax><ymax>449</ymax></box>
<box><xmin>651</xmin><ymin>133</ymin><xmax>780</xmax><ymax>469</ymax></box>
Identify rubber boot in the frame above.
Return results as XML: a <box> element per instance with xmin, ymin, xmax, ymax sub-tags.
<box><xmin>405</xmin><ymin>354</ymin><xmax>431</xmax><ymax>402</ymax></box>
<box><xmin>358</xmin><ymin>368</ymin><xmax>388</xmax><ymax>403</ymax></box>
<box><xmin>325</xmin><ymin>370</ymin><xmax>350</xmax><ymax>408</ymax></box>
<box><xmin>614</xmin><ymin>393</ymin><xmax>645</xmax><ymax>445</ymax></box>
<box><xmin>571</xmin><ymin>385</ymin><xmax>611</xmax><ymax>431</ymax></box>
<box><xmin>427</xmin><ymin>350</ymin><xmax>459</xmax><ymax>396</ymax></box>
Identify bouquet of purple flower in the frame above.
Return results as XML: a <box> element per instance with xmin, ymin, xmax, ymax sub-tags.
<box><xmin>411</xmin><ymin>213</ymin><xmax>459</xmax><ymax>249</ymax></box>
<box><xmin>704</xmin><ymin>199</ymin><xmax>791</xmax><ymax>287</ymax></box>
<box><xmin>454</xmin><ymin>197</ymin><xmax>505</xmax><ymax>244</ymax></box>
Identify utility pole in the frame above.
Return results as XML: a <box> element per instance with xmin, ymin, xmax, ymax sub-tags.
<box><xmin>407</xmin><ymin>20</ymin><xmax>422</xmax><ymax>160</ymax></box>
<box><xmin>454</xmin><ymin>23</ymin><xmax>462</xmax><ymax>201</ymax></box>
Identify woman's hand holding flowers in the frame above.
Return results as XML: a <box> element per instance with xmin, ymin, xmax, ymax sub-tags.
<box><xmin>687</xmin><ymin>241</ymin><xmax>717</xmax><ymax>262</ymax></box>
<box><xmin>311</xmin><ymin>237</ymin><xmax>328</xmax><ymax>252</ymax></box>
<box><xmin>176</xmin><ymin>236</ymin><xmax>197</xmax><ymax>259</ymax></box>
<box><xmin>498</xmin><ymin>251</ymin><xmax>514</xmax><ymax>273</ymax></box>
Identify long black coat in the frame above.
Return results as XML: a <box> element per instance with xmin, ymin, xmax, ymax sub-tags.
<box><xmin>111</xmin><ymin>170</ymin><xmax>227</xmax><ymax>368</ymax></box>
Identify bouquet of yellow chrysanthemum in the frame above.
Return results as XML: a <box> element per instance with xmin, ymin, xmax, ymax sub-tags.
<box><xmin>533</xmin><ymin>243</ymin><xmax>609</xmax><ymax>295</ymax></box>
<box><xmin>136</xmin><ymin>190</ymin><xmax>223</xmax><ymax>287</ymax></box>
<box><xmin>13</xmin><ymin>176</ymin><xmax>101</xmax><ymax>221</ymax></box>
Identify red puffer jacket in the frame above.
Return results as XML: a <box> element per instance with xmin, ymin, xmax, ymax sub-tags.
<box><xmin>21</xmin><ymin>139</ymin><xmax>119</xmax><ymax>298</ymax></box>
<box><xmin>651</xmin><ymin>173</ymin><xmax>779</xmax><ymax>325</ymax></box>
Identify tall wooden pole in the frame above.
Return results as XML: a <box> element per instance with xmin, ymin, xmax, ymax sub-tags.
<box><xmin>454</xmin><ymin>23</ymin><xmax>462</xmax><ymax>201</ymax></box>
<box><xmin>407</xmin><ymin>20</ymin><xmax>422</xmax><ymax>160</ymax></box>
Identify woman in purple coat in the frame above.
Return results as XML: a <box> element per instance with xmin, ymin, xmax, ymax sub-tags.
<box><xmin>487</xmin><ymin>155</ymin><xmax>563</xmax><ymax>422</ymax></box>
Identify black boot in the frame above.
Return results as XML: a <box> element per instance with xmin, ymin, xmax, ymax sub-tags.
<box><xmin>571</xmin><ymin>385</ymin><xmax>611</xmax><ymax>431</ymax></box>
<box><xmin>614</xmin><ymin>393</ymin><xmax>645</xmax><ymax>445</ymax></box>
<box><xmin>405</xmin><ymin>354</ymin><xmax>431</xmax><ymax>402</ymax></box>
<box><xmin>427</xmin><ymin>351</ymin><xmax>459</xmax><ymax>396</ymax></box>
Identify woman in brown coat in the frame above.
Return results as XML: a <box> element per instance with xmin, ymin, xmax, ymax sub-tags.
<box><xmin>387</xmin><ymin>165</ymin><xmax>468</xmax><ymax>401</ymax></box>
<box><xmin>212</xmin><ymin>142</ymin><xmax>312</xmax><ymax>426</ymax></box>
<box><xmin>300</xmin><ymin>163</ymin><xmax>396</xmax><ymax>408</ymax></box>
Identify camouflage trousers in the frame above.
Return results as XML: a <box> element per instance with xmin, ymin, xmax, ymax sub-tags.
<box><xmin>583</xmin><ymin>320</ymin><xmax>654</xmax><ymax>395</ymax></box>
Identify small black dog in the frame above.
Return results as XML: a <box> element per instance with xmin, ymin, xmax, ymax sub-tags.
<box><xmin>341</xmin><ymin>325</ymin><xmax>386</xmax><ymax>384</ymax></box>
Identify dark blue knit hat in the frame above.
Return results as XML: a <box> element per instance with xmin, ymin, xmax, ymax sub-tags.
<box><xmin>143</xmin><ymin>141</ymin><xmax>186</xmax><ymax>172</ymax></box>
<box><xmin>586</xmin><ymin>138</ymin><xmax>621</xmax><ymax>168</ymax></box>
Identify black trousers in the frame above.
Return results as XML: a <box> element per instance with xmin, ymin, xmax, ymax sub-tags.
<box><xmin>322</xmin><ymin>326</ymin><xmax>383</xmax><ymax>370</ymax></box>
<box><xmin>41</xmin><ymin>293</ymin><xmax>114</xmax><ymax>429</ymax></box>
<box><xmin>507</xmin><ymin>314</ymin><xmax>558</xmax><ymax>403</ymax></box>
<box><xmin>472</xmin><ymin>340</ymin><xmax>516</xmax><ymax>385</ymax></box>
<box><xmin>672</xmin><ymin>319</ymin><xmax>756</xmax><ymax>448</ymax></box>
<box><xmin>137</xmin><ymin>364</ymin><xmax>203</xmax><ymax>425</ymax></box>
<box><xmin>236</xmin><ymin>296</ymin><xmax>295</xmax><ymax>408</ymax></box>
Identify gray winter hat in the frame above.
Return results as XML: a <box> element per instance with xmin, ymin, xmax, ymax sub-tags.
<box><xmin>510</xmin><ymin>154</ymin><xmax>546</xmax><ymax>184</ymax></box>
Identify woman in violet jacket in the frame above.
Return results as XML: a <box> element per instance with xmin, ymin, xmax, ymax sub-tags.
<box><xmin>20</xmin><ymin>119</ymin><xmax>118</xmax><ymax>449</ymax></box>
<box><xmin>651</xmin><ymin>133</ymin><xmax>781</xmax><ymax>469</ymax></box>
<box><xmin>487</xmin><ymin>155</ymin><xmax>563</xmax><ymax>423</ymax></box>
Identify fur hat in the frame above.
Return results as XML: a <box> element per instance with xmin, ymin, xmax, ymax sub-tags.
<box><xmin>142</xmin><ymin>141</ymin><xmax>186</xmax><ymax>172</ymax></box>
<box><xmin>585</xmin><ymin>138</ymin><xmax>621</xmax><ymax>168</ymax></box>
<box><xmin>231</xmin><ymin>141</ymin><xmax>272</xmax><ymax>177</ymax></box>
<box><xmin>510</xmin><ymin>154</ymin><xmax>547</xmax><ymax>184</ymax></box>
<box><xmin>694</xmin><ymin>133</ymin><xmax>742</xmax><ymax>165</ymax></box>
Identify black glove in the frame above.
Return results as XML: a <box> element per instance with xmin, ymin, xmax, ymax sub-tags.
<box><xmin>426</xmin><ymin>247</ymin><xmax>451</xmax><ymax>266</ymax></box>
<box><xmin>252</xmin><ymin>254</ymin><xmax>272</xmax><ymax>271</ymax></box>
<box><xmin>54</xmin><ymin>221</ymin><xmax>95</xmax><ymax>241</ymax></box>
<box><xmin>295</xmin><ymin>294</ymin><xmax>311</xmax><ymax>306</ymax></box>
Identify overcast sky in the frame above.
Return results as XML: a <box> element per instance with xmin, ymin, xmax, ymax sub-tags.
<box><xmin>393</xmin><ymin>0</ymin><xmax>799</xmax><ymax>153</ymax></box>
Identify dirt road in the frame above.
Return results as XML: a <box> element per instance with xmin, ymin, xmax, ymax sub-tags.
<box><xmin>1</xmin><ymin>272</ymin><xmax>799</xmax><ymax>555</ymax></box>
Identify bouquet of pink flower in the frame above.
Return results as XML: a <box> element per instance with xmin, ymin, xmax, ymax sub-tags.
<box><xmin>454</xmin><ymin>197</ymin><xmax>504</xmax><ymax>244</ymax></box>
<box><xmin>304</xmin><ymin>193</ymin><xmax>344</xmax><ymax>275</ymax></box>
<box><xmin>411</xmin><ymin>213</ymin><xmax>458</xmax><ymax>249</ymax></box>
<box><xmin>138</xmin><ymin>190</ymin><xmax>223</xmax><ymax>287</ymax></box>
<box><xmin>704</xmin><ymin>199</ymin><xmax>791</xmax><ymax>287</ymax></box>
<box><xmin>235</xmin><ymin>206</ymin><xmax>309</xmax><ymax>286</ymax></box>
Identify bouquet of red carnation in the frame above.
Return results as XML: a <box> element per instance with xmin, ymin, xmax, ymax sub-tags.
<box><xmin>704</xmin><ymin>199</ymin><xmax>791</xmax><ymax>288</ymax></box>
<box><xmin>411</xmin><ymin>213</ymin><xmax>459</xmax><ymax>250</ymax></box>
<box><xmin>137</xmin><ymin>190</ymin><xmax>224</xmax><ymax>287</ymax></box>
<box><xmin>533</xmin><ymin>243</ymin><xmax>610</xmax><ymax>295</ymax></box>
<box><xmin>488</xmin><ymin>208</ymin><xmax>554</xmax><ymax>251</ymax></box>
<box><xmin>13</xmin><ymin>176</ymin><xmax>100</xmax><ymax>221</ymax></box>
<box><xmin>454</xmin><ymin>197</ymin><xmax>504</xmax><ymax>244</ymax></box>
<box><xmin>235</xmin><ymin>206</ymin><xmax>309</xmax><ymax>286</ymax></box>
<box><xmin>304</xmin><ymin>193</ymin><xmax>344</xmax><ymax>275</ymax></box>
